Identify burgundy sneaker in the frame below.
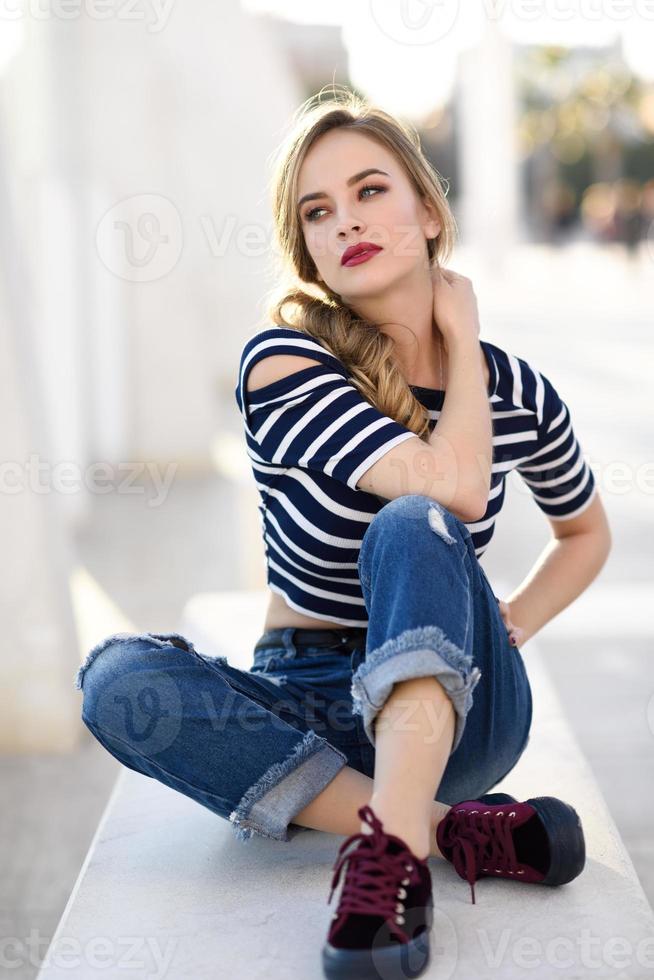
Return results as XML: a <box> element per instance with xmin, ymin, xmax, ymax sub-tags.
<box><xmin>436</xmin><ymin>791</ymin><xmax>586</xmax><ymax>904</ymax></box>
<box><xmin>321</xmin><ymin>804</ymin><xmax>433</xmax><ymax>980</ymax></box>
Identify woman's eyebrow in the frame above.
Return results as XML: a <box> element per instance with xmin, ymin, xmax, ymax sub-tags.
<box><xmin>297</xmin><ymin>168</ymin><xmax>390</xmax><ymax>209</ymax></box>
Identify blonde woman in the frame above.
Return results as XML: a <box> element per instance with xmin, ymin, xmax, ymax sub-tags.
<box><xmin>75</xmin><ymin>88</ymin><xmax>609</xmax><ymax>980</ymax></box>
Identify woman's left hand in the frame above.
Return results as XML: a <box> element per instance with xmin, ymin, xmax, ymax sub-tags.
<box><xmin>497</xmin><ymin>599</ymin><xmax>526</xmax><ymax>648</ymax></box>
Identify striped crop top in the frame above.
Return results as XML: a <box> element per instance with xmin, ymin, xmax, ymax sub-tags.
<box><xmin>235</xmin><ymin>326</ymin><xmax>597</xmax><ymax>627</ymax></box>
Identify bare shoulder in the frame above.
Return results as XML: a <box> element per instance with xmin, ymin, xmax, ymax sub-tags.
<box><xmin>246</xmin><ymin>355</ymin><xmax>324</xmax><ymax>394</ymax></box>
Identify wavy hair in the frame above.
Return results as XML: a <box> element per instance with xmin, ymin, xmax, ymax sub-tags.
<box><xmin>261</xmin><ymin>85</ymin><xmax>458</xmax><ymax>440</ymax></box>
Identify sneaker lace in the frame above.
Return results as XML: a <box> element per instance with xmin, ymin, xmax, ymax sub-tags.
<box><xmin>442</xmin><ymin>808</ymin><xmax>520</xmax><ymax>904</ymax></box>
<box><xmin>328</xmin><ymin>808</ymin><xmax>421</xmax><ymax>944</ymax></box>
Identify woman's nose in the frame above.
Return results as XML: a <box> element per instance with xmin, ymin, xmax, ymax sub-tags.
<box><xmin>336</xmin><ymin>212</ymin><xmax>363</xmax><ymax>236</ymax></box>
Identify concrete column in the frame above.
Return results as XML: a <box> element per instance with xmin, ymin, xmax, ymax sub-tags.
<box><xmin>0</xmin><ymin>119</ymin><xmax>80</xmax><ymax>752</ymax></box>
<box><xmin>456</xmin><ymin>20</ymin><xmax>522</xmax><ymax>271</ymax></box>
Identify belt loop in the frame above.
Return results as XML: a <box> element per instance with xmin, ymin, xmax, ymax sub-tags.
<box><xmin>282</xmin><ymin>627</ymin><xmax>297</xmax><ymax>657</ymax></box>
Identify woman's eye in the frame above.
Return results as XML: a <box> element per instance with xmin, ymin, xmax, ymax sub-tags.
<box><xmin>360</xmin><ymin>184</ymin><xmax>385</xmax><ymax>202</ymax></box>
<box><xmin>304</xmin><ymin>184</ymin><xmax>386</xmax><ymax>222</ymax></box>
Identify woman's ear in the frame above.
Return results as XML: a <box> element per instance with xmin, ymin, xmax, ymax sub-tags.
<box><xmin>421</xmin><ymin>197</ymin><xmax>441</xmax><ymax>239</ymax></box>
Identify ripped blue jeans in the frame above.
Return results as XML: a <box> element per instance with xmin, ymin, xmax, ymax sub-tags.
<box><xmin>74</xmin><ymin>495</ymin><xmax>532</xmax><ymax>845</ymax></box>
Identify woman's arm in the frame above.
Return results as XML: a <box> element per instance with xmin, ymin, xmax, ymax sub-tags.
<box><xmin>499</xmin><ymin>495</ymin><xmax>612</xmax><ymax>646</ymax></box>
<box><xmin>429</xmin><ymin>270</ymin><xmax>493</xmax><ymax>519</ymax></box>
<box><xmin>432</xmin><ymin>335</ymin><xmax>493</xmax><ymax>519</ymax></box>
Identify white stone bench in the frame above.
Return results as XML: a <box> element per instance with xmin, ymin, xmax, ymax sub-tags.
<box><xmin>38</xmin><ymin>590</ymin><xmax>654</xmax><ymax>978</ymax></box>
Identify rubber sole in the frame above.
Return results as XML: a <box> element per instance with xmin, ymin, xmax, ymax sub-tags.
<box><xmin>321</xmin><ymin>895</ymin><xmax>433</xmax><ymax>980</ymax></box>
<box><xmin>478</xmin><ymin>792</ymin><xmax>586</xmax><ymax>886</ymax></box>
<box><xmin>525</xmin><ymin>795</ymin><xmax>586</xmax><ymax>885</ymax></box>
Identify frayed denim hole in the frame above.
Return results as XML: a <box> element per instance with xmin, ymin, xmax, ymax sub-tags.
<box><xmin>74</xmin><ymin>631</ymin><xmax>172</xmax><ymax>691</ymax></box>
<box><xmin>427</xmin><ymin>504</ymin><xmax>458</xmax><ymax>545</ymax></box>
<box><xmin>429</xmin><ymin>505</ymin><xmax>476</xmax><ymax>557</ymax></box>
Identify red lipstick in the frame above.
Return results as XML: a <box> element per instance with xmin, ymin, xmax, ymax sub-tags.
<box><xmin>341</xmin><ymin>242</ymin><xmax>383</xmax><ymax>267</ymax></box>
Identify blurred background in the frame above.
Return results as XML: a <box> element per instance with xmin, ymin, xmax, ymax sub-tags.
<box><xmin>1</xmin><ymin>1</ymin><xmax>653</xmax><ymax>975</ymax></box>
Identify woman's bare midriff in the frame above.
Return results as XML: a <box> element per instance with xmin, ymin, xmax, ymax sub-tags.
<box><xmin>263</xmin><ymin>589</ymin><xmax>349</xmax><ymax>631</ymax></box>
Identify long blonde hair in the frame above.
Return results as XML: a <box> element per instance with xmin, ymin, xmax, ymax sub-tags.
<box><xmin>262</xmin><ymin>86</ymin><xmax>458</xmax><ymax>440</ymax></box>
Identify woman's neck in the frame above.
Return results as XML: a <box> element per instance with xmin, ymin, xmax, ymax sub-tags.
<box><xmin>342</xmin><ymin>265</ymin><xmax>437</xmax><ymax>372</ymax></box>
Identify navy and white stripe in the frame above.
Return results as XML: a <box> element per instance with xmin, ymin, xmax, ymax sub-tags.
<box><xmin>235</xmin><ymin>326</ymin><xmax>597</xmax><ymax>626</ymax></box>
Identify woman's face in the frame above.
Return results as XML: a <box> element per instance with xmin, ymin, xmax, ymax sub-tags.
<box><xmin>296</xmin><ymin>128</ymin><xmax>440</xmax><ymax>303</ymax></box>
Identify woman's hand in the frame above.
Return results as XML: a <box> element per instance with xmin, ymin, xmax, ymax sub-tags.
<box><xmin>497</xmin><ymin>598</ymin><xmax>526</xmax><ymax>648</ymax></box>
<box><xmin>430</xmin><ymin>266</ymin><xmax>480</xmax><ymax>349</ymax></box>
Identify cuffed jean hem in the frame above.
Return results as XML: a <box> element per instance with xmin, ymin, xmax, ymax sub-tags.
<box><xmin>350</xmin><ymin>625</ymin><xmax>482</xmax><ymax>756</ymax></box>
<box><xmin>228</xmin><ymin>729</ymin><xmax>348</xmax><ymax>843</ymax></box>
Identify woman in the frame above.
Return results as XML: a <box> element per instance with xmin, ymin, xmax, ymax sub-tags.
<box><xmin>75</xmin><ymin>88</ymin><xmax>610</xmax><ymax>980</ymax></box>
